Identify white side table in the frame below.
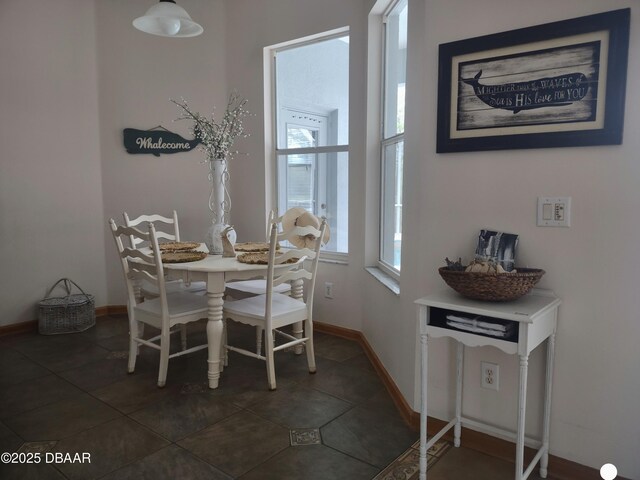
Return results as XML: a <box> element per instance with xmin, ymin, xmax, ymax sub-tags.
<box><xmin>415</xmin><ymin>289</ymin><xmax>561</xmax><ymax>480</ymax></box>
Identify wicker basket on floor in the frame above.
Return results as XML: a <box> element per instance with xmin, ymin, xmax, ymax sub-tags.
<box><xmin>38</xmin><ymin>278</ymin><xmax>95</xmax><ymax>335</ymax></box>
<box><xmin>438</xmin><ymin>267</ymin><xmax>545</xmax><ymax>302</ymax></box>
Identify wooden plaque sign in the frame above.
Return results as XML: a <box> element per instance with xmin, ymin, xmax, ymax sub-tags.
<box><xmin>123</xmin><ymin>127</ymin><xmax>201</xmax><ymax>156</ymax></box>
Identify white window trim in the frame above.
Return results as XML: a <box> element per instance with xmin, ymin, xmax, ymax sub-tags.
<box><xmin>264</xmin><ymin>27</ymin><xmax>351</xmax><ymax>258</ymax></box>
<box><xmin>378</xmin><ymin>136</ymin><xmax>403</xmax><ymax>280</ymax></box>
<box><xmin>377</xmin><ymin>0</ymin><xmax>406</xmax><ymax>281</ymax></box>
<box><xmin>320</xmin><ymin>251</ymin><xmax>349</xmax><ymax>265</ymax></box>
<box><xmin>277</xmin><ymin>145</ymin><xmax>348</xmax><ymax>156</ymax></box>
<box><xmin>365</xmin><ymin>266</ymin><xmax>400</xmax><ymax>295</ymax></box>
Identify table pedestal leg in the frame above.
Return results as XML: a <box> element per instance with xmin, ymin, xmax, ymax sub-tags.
<box><xmin>516</xmin><ymin>354</ymin><xmax>529</xmax><ymax>480</ymax></box>
<box><xmin>291</xmin><ymin>279</ymin><xmax>304</xmax><ymax>355</ymax></box>
<box><xmin>206</xmin><ymin>278</ymin><xmax>225</xmax><ymax>389</ymax></box>
<box><xmin>540</xmin><ymin>333</ymin><xmax>556</xmax><ymax>478</ymax></box>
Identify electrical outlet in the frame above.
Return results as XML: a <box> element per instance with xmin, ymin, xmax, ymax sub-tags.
<box><xmin>481</xmin><ymin>362</ymin><xmax>499</xmax><ymax>391</ymax></box>
<box><xmin>324</xmin><ymin>282</ymin><xmax>334</xmax><ymax>299</ymax></box>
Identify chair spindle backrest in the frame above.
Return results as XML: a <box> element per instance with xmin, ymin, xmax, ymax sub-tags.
<box><xmin>123</xmin><ymin>211</ymin><xmax>180</xmax><ymax>249</ymax></box>
<box><xmin>264</xmin><ymin>218</ymin><xmax>327</xmax><ymax>320</ymax></box>
<box><xmin>109</xmin><ymin>219</ymin><xmax>168</xmax><ymax>315</ymax></box>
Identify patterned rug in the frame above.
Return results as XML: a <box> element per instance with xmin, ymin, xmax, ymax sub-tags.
<box><xmin>374</xmin><ymin>439</ymin><xmax>452</xmax><ymax>480</ymax></box>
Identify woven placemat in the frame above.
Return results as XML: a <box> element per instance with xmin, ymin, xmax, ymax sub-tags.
<box><xmin>161</xmin><ymin>251</ymin><xmax>207</xmax><ymax>263</ymax></box>
<box><xmin>158</xmin><ymin>241</ymin><xmax>200</xmax><ymax>252</ymax></box>
<box><xmin>234</xmin><ymin>242</ymin><xmax>280</xmax><ymax>252</ymax></box>
<box><xmin>237</xmin><ymin>252</ymin><xmax>298</xmax><ymax>265</ymax></box>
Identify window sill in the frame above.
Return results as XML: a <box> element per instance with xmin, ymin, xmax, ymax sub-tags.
<box><xmin>365</xmin><ymin>267</ymin><xmax>400</xmax><ymax>295</ymax></box>
<box><xmin>320</xmin><ymin>252</ymin><xmax>349</xmax><ymax>265</ymax></box>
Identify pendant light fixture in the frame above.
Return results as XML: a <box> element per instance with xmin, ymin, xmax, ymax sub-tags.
<box><xmin>133</xmin><ymin>0</ymin><xmax>203</xmax><ymax>38</ymax></box>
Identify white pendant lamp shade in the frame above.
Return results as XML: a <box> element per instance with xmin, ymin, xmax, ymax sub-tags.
<box><xmin>133</xmin><ymin>0</ymin><xmax>203</xmax><ymax>38</ymax></box>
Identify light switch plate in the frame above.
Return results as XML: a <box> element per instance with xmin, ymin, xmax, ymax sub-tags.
<box><xmin>537</xmin><ymin>197</ymin><xmax>571</xmax><ymax>227</ymax></box>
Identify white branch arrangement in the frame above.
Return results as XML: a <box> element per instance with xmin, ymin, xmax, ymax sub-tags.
<box><xmin>172</xmin><ymin>92</ymin><xmax>251</xmax><ymax>162</ymax></box>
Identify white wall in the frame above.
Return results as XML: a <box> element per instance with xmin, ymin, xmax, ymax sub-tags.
<box><xmin>364</xmin><ymin>0</ymin><xmax>639</xmax><ymax>476</ymax></box>
<box><xmin>95</xmin><ymin>0</ymin><xmax>228</xmax><ymax>303</ymax></box>
<box><xmin>0</xmin><ymin>0</ymin><xmax>227</xmax><ymax>320</ymax></box>
<box><xmin>0</xmin><ymin>0</ymin><xmax>106</xmax><ymax>325</ymax></box>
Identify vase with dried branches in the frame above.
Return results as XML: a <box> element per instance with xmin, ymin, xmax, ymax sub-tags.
<box><xmin>173</xmin><ymin>93</ymin><xmax>250</xmax><ymax>254</ymax></box>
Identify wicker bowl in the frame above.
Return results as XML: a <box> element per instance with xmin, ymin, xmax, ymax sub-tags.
<box><xmin>438</xmin><ymin>267</ymin><xmax>545</xmax><ymax>302</ymax></box>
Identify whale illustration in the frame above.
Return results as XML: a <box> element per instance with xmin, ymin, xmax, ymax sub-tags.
<box><xmin>123</xmin><ymin>128</ymin><xmax>201</xmax><ymax>156</ymax></box>
<box><xmin>461</xmin><ymin>70</ymin><xmax>589</xmax><ymax>114</ymax></box>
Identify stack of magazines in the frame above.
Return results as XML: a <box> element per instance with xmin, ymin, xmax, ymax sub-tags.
<box><xmin>445</xmin><ymin>314</ymin><xmax>516</xmax><ymax>339</ymax></box>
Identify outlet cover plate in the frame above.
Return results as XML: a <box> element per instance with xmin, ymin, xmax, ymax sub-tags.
<box><xmin>481</xmin><ymin>361</ymin><xmax>499</xmax><ymax>391</ymax></box>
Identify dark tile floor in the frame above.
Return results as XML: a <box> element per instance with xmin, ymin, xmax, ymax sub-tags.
<box><xmin>0</xmin><ymin>315</ymin><xmax>551</xmax><ymax>479</ymax></box>
<box><xmin>0</xmin><ymin>316</ymin><xmax>414</xmax><ymax>479</ymax></box>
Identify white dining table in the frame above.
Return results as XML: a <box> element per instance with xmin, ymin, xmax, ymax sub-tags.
<box><xmin>163</xmin><ymin>251</ymin><xmax>304</xmax><ymax>389</ymax></box>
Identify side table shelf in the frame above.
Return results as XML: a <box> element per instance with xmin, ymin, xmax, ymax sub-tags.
<box><xmin>415</xmin><ymin>289</ymin><xmax>561</xmax><ymax>480</ymax></box>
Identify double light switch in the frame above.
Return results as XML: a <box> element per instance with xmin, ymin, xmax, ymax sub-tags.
<box><xmin>537</xmin><ymin>197</ymin><xmax>571</xmax><ymax>227</ymax></box>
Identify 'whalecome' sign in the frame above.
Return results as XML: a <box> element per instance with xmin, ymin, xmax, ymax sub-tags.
<box><xmin>123</xmin><ymin>127</ymin><xmax>200</xmax><ymax>156</ymax></box>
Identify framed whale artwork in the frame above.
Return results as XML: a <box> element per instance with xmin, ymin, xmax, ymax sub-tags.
<box><xmin>436</xmin><ymin>9</ymin><xmax>630</xmax><ymax>153</ymax></box>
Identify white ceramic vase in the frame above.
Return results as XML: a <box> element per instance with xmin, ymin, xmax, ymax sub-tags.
<box><xmin>205</xmin><ymin>158</ymin><xmax>236</xmax><ymax>255</ymax></box>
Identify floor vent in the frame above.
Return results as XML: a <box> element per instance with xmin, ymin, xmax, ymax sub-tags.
<box><xmin>289</xmin><ymin>428</ymin><xmax>321</xmax><ymax>446</ymax></box>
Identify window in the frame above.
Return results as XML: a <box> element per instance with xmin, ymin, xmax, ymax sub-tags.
<box><xmin>380</xmin><ymin>0</ymin><xmax>407</xmax><ymax>274</ymax></box>
<box><xmin>273</xmin><ymin>32</ymin><xmax>349</xmax><ymax>254</ymax></box>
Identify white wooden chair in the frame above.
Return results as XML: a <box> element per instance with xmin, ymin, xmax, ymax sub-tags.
<box><xmin>109</xmin><ymin>219</ymin><xmax>209</xmax><ymax>387</ymax></box>
<box><xmin>225</xmin><ymin>210</ymin><xmax>291</xmax><ymax>296</ymax></box>
<box><xmin>224</xmin><ymin>209</ymin><xmax>292</xmax><ymax>355</ymax></box>
<box><xmin>124</xmin><ymin>211</ymin><xmax>207</xmax><ymax>298</ymax></box>
<box><xmin>222</xmin><ymin>218</ymin><xmax>327</xmax><ymax>390</ymax></box>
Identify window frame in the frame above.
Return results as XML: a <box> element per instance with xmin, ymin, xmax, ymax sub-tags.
<box><xmin>378</xmin><ymin>0</ymin><xmax>407</xmax><ymax>280</ymax></box>
<box><xmin>268</xmin><ymin>29</ymin><xmax>351</xmax><ymax>262</ymax></box>
<box><xmin>379</xmin><ymin>134</ymin><xmax>404</xmax><ymax>278</ymax></box>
